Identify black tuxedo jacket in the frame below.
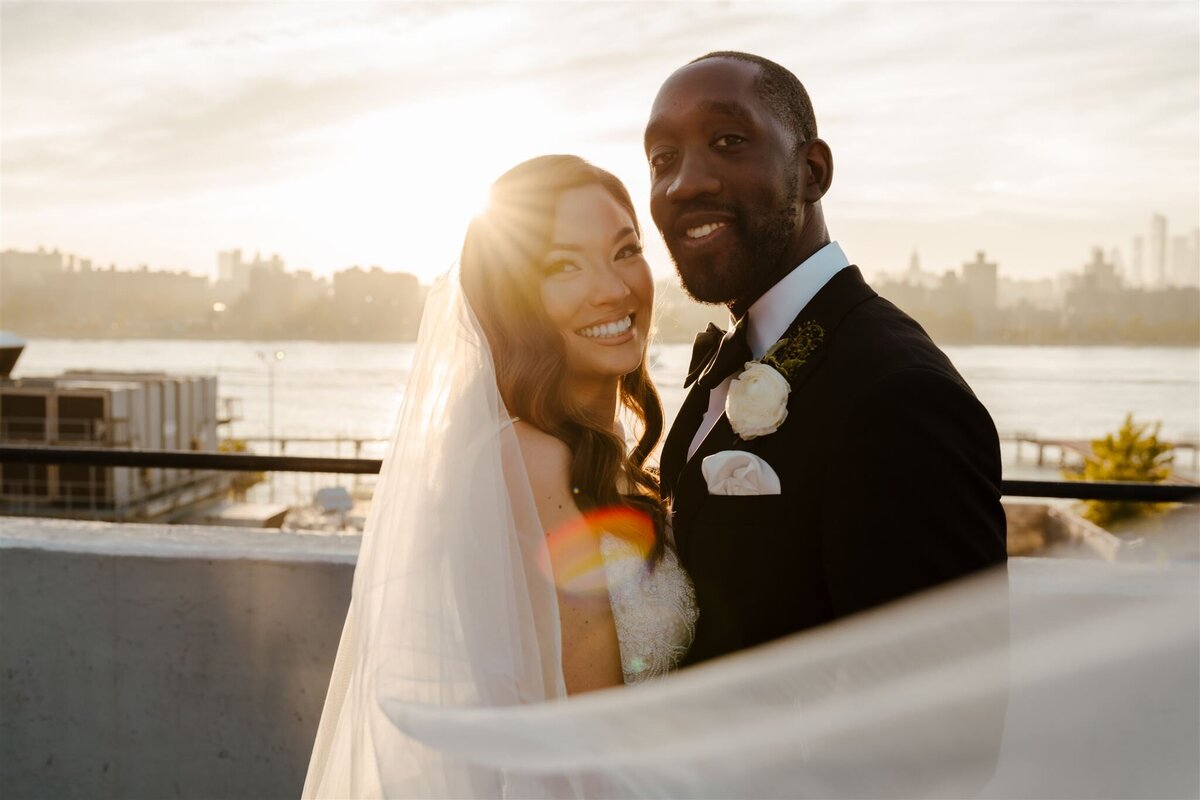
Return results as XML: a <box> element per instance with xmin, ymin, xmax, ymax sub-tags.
<box><xmin>661</xmin><ymin>266</ymin><xmax>1007</xmax><ymax>667</ymax></box>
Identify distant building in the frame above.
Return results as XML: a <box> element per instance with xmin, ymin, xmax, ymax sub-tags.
<box><xmin>1081</xmin><ymin>247</ymin><xmax>1122</xmax><ymax>293</ymax></box>
<box><xmin>2</xmin><ymin>245</ymin><xmax>435</xmax><ymax>341</ymax></box>
<box><xmin>1149</xmin><ymin>214</ymin><xmax>1168</xmax><ymax>287</ymax></box>
<box><xmin>901</xmin><ymin>248</ymin><xmax>941</xmax><ymax>289</ymax></box>
<box><xmin>1107</xmin><ymin>248</ymin><xmax>1123</xmax><ymax>280</ymax></box>
<box><xmin>997</xmin><ymin>276</ymin><xmax>1058</xmax><ymax>310</ymax></box>
<box><xmin>1130</xmin><ymin>236</ymin><xmax>1144</xmax><ymax>287</ymax></box>
<box><xmin>217</xmin><ymin>249</ymin><xmax>248</xmax><ymax>298</ymax></box>
<box><xmin>1170</xmin><ymin>230</ymin><xmax>1200</xmax><ymax>287</ymax></box>
<box><xmin>1</xmin><ymin>247</ymin><xmax>212</xmax><ymax>337</ymax></box>
<box><xmin>332</xmin><ymin>266</ymin><xmax>421</xmax><ymax>339</ymax></box>
<box><xmin>961</xmin><ymin>251</ymin><xmax>998</xmax><ymax>318</ymax></box>
<box><xmin>216</xmin><ymin>249</ymin><xmax>286</xmax><ymax>303</ymax></box>
<box><xmin>291</xmin><ymin>270</ymin><xmax>328</xmax><ymax>308</ymax></box>
<box><xmin>1193</xmin><ymin>228</ymin><xmax>1200</xmax><ymax>285</ymax></box>
<box><xmin>0</xmin><ymin>247</ymin><xmax>67</xmax><ymax>294</ymax></box>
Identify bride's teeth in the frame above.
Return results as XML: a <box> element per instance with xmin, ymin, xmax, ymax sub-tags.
<box><xmin>578</xmin><ymin>316</ymin><xmax>633</xmax><ymax>339</ymax></box>
<box><xmin>686</xmin><ymin>222</ymin><xmax>725</xmax><ymax>239</ymax></box>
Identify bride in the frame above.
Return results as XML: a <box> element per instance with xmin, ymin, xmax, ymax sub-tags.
<box><xmin>459</xmin><ymin>155</ymin><xmax>697</xmax><ymax>691</ymax></box>
<box><xmin>303</xmin><ymin>155</ymin><xmax>697</xmax><ymax>797</ymax></box>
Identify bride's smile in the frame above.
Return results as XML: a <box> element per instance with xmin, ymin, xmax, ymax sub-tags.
<box><xmin>575</xmin><ymin>312</ymin><xmax>635</xmax><ymax>342</ymax></box>
<box><xmin>539</xmin><ymin>183</ymin><xmax>654</xmax><ymax>393</ymax></box>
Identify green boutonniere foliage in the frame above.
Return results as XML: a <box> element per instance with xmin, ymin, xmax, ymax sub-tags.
<box><xmin>761</xmin><ymin>321</ymin><xmax>826</xmax><ymax>379</ymax></box>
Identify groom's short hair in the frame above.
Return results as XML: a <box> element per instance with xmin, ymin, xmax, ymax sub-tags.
<box><xmin>691</xmin><ymin>51</ymin><xmax>818</xmax><ymax>148</ymax></box>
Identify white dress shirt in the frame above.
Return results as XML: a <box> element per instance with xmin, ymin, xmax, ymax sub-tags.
<box><xmin>687</xmin><ymin>241</ymin><xmax>850</xmax><ymax>460</ymax></box>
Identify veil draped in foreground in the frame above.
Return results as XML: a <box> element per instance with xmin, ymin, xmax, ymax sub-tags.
<box><xmin>304</xmin><ymin>271</ymin><xmax>1199</xmax><ymax>799</ymax></box>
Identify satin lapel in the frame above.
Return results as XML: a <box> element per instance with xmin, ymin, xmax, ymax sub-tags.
<box><xmin>669</xmin><ymin>411</ymin><xmax>737</xmax><ymax>548</ymax></box>
<box><xmin>660</xmin><ymin>382</ymin><xmax>710</xmax><ymax>499</ymax></box>
<box><xmin>739</xmin><ymin>265</ymin><xmax>876</xmax><ymax>457</ymax></box>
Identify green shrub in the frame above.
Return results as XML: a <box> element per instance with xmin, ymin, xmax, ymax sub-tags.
<box><xmin>1065</xmin><ymin>414</ymin><xmax>1175</xmax><ymax>528</ymax></box>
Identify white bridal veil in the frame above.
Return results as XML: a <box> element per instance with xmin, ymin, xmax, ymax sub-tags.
<box><xmin>304</xmin><ymin>271</ymin><xmax>1199</xmax><ymax>799</ymax></box>
<box><xmin>303</xmin><ymin>268</ymin><xmax>569</xmax><ymax>798</ymax></box>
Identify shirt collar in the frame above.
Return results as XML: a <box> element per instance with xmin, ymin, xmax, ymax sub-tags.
<box><xmin>742</xmin><ymin>241</ymin><xmax>850</xmax><ymax>358</ymax></box>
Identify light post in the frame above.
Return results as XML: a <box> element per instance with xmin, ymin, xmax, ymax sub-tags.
<box><xmin>256</xmin><ymin>349</ymin><xmax>286</xmax><ymax>502</ymax></box>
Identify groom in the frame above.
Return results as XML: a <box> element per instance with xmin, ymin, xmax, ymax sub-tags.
<box><xmin>648</xmin><ymin>52</ymin><xmax>1008</xmax><ymax>666</ymax></box>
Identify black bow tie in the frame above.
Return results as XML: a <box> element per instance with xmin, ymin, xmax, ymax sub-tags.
<box><xmin>685</xmin><ymin>318</ymin><xmax>753</xmax><ymax>390</ymax></box>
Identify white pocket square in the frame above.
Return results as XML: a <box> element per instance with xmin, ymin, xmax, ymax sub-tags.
<box><xmin>701</xmin><ymin>450</ymin><xmax>782</xmax><ymax>496</ymax></box>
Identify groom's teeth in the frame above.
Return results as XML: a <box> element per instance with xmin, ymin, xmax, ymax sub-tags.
<box><xmin>578</xmin><ymin>315</ymin><xmax>633</xmax><ymax>339</ymax></box>
<box><xmin>686</xmin><ymin>222</ymin><xmax>726</xmax><ymax>239</ymax></box>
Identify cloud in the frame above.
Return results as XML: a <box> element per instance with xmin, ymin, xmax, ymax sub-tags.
<box><xmin>2</xmin><ymin>72</ymin><xmax>401</xmax><ymax>207</ymax></box>
<box><xmin>1</xmin><ymin>0</ymin><xmax>1196</xmax><ymax>278</ymax></box>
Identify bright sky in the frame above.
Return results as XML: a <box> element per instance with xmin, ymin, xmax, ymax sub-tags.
<box><xmin>2</xmin><ymin>1</ymin><xmax>1197</xmax><ymax>284</ymax></box>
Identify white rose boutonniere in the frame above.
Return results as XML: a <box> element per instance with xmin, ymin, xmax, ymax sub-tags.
<box><xmin>725</xmin><ymin>320</ymin><xmax>826</xmax><ymax>440</ymax></box>
<box><xmin>726</xmin><ymin>363</ymin><xmax>790</xmax><ymax>439</ymax></box>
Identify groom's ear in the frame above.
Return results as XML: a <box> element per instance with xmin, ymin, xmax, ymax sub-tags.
<box><xmin>800</xmin><ymin>139</ymin><xmax>833</xmax><ymax>203</ymax></box>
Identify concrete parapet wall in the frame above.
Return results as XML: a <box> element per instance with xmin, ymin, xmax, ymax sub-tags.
<box><xmin>1003</xmin><ymin>501</ymin><xmax>1050</xmax><ymax>556</ymax></box>
<box><xmin>0</xmin><ymin>505</ymin><xmax>1150</xmax><ymax>799</ymax></box>
<box><xmin>1002</xmin><ymin>500</ymin><xmax>1129</xmax><ymax>560</ymax></box>
<box><xmin>0</xmin><ymin>517</ymin><xmax>358</xmax><ymax>800</ymax></box>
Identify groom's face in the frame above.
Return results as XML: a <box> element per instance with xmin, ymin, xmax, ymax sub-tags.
<box><xmin>645</xmin><ymin>59</ymin><xmax>802</xmax><ymax>308</ymax></box>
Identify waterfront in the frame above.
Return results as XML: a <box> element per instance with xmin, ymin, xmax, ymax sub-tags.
<box><xmin>11</xmin><ymin>339</ymin><xmax>1200</xmax><ymax>507</ymax></box>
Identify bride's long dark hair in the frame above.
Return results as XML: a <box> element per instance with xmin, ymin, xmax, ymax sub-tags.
<box><xmin>460</xmin><ymin>155</ymin><xmax>667</xmax><ymax>562</ymax></box>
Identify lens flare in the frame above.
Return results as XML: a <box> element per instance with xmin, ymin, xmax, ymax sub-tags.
<box><xmin>539</xmin><ymin>506</ymin><xmax>655</xmax><ymax>596</ymax></box>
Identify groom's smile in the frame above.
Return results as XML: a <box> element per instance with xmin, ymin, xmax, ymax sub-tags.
<box><xmin>684</xmin><ymin>220</ymin><xmax>729</xmax><ymax>242</ymax></box>
<box><xmin>672</xmin><ymin>210</ymin><xmax>737</xmax><ymax>259</ymax></box>
<box><xmin>669</xmin><ymin>209</ymin><xmax>746</xmax><ymax>279</ymax></box>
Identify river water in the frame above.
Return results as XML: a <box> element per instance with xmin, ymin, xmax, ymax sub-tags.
<box><xmin>13</xmin><ymin>339</ymin><xmax>1199</xmax><ymax>505</ymax></box>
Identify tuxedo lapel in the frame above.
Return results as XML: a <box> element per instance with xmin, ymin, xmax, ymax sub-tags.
<box><xmin>669</xmin><ymin>411</ymin><xmax>736</xmax><ymax>550</ymax></box>
<box><xmin>737</xmin><ymin>266</ymin><xmax>875</xmax><ymax>451</ymax></box>
<box><xmin>782</xmin><ymin>265</ymin><xmax>875</xmax><ymax>379</ymax></box>
<box><xmin>660</xmin><ymin>383</ymin><xmax>710</xmax><ymax>498</ymax></box>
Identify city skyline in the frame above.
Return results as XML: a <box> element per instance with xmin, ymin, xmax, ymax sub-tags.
<box><xmin>9</xmin><ymin>206</ymin><xmax>1197</xmax><ymax>292</ymax></box>
<box><xmin>7</xmin><ymin>217</ymin><xmax>1196</xmax><ymax>348</ymax></box>
<box><xmin>2</xmin><ymin>2</ymin><xmax>1198</xmax><ymax>284</ymax></box>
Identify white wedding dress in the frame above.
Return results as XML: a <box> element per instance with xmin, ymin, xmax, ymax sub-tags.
<box><xmin>602</xmin><ymin>534</ymin><xmax>697</xmax><ymax>684</ymax></box>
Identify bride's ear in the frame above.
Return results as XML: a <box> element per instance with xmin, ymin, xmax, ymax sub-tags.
<box><xmin>801</xmin><ymin>139</ymin><xmax>833</xmax><ymax>202</ymax></box>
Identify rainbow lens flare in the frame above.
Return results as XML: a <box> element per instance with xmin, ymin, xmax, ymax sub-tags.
<box><xmin>539</xmin><ymin>506</ymin><xmax>655</xmax><ymax>596</ymax></box>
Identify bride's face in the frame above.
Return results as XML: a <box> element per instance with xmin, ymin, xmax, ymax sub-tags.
<box><xmin>539</xmin><ymin>183</ymin><xmax>654</xmax><ymax>389</ymax></box>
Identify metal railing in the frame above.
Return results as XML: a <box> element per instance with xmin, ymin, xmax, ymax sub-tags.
<box><xmin>2</xmin><ymin>444</ymin><xmax>1198</xmax><ymax>503</ymax></box>
<box><xmin>0</xmin><ymin>469</ymin><xmax>233</xmax><ymax>519</ymax></box>
<box><xmin>0</xmin><ymin>445</ymin><xmax>381</xmax><ymax>476</ymax></box>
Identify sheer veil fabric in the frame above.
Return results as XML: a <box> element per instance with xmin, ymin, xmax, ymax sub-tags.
<box><xmin>303</xmin><ymin>269</ymin><xmax>572</xmax><ymax>798</ymax></box>
<box><xmin>304</xmin><ymin>269</ymin><xmax>1199</xmax><ymax>798</ymax></box>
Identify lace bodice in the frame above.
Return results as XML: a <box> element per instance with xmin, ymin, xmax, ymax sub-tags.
<box><xmin>601</xmin><ymin>535</ymin><xmax>698</xmax><ymax>684</ymax></box>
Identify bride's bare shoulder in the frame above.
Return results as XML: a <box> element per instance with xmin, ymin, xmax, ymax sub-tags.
<box><xmin>511</xmin><ymin>420</ymin><xmax>572</xmax><ymax>493</ymax></box>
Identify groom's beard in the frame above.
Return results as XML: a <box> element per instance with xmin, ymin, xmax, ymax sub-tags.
<box><xmin>669</xmin><ymin>174</ymin><xmax>800</xmax><ymax>309</ymax></box>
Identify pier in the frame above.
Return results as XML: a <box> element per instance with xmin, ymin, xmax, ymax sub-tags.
<box><xmin>1003</xmin><ymin>431</ymin><xmax>1200</xmax><ymax>473</ymax></box>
